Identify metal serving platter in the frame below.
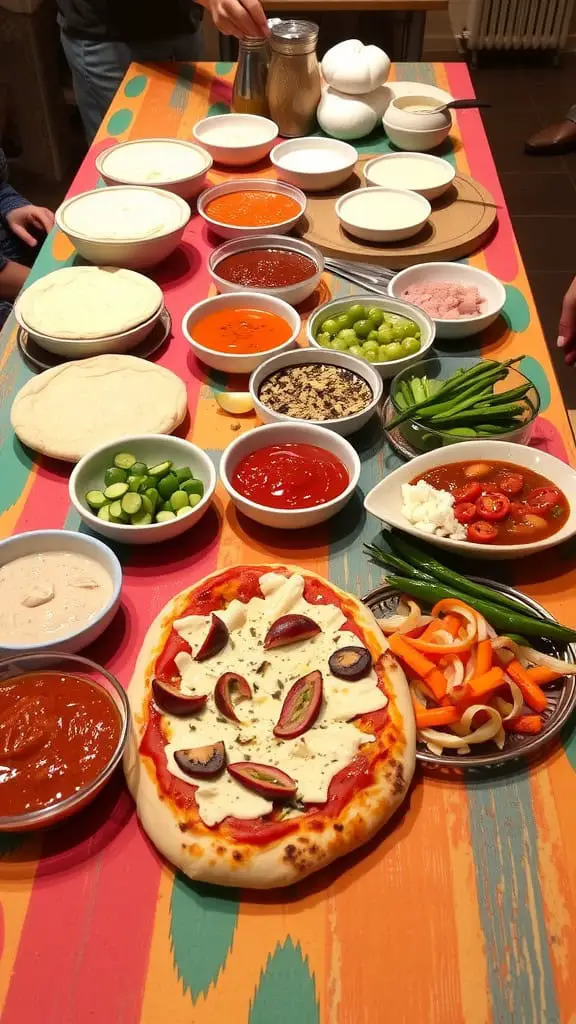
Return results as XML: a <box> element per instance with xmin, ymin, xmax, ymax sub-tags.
<box><xmin>362</xmin><ymin>577</ymin><xmax>576</xmax><ymax>769</ymax></box>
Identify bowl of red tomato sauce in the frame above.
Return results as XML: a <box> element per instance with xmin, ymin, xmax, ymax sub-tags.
<box><xmin>182</xmin><ymin>291</ymin><xmax>301</xmax><ymax>374</ymax></box>
<box><xmin>220</xmin><ymin>421</ymin><xmax>361</xmax><ymax>529</ymax></box>
<box><xmin>0</xmin><ymin>652</ymin><xmax>129</xmax><ymax>831</ymax></box>
<box><xmin>364</xmin><ymin>440</ymin><xmax>576</xmax><ymax>560</ymax></box>
<box><xmin>198</xmin><ymin>179</ymin><xmax>306</xmax><ymax>241</ymax></box>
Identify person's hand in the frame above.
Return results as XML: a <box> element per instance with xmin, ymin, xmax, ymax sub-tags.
<box><xmin>207</xmin><ymin>0</ymin><xmax>269</xmax><ymax>39</ymax></box>
<box><xmin>6</xmin><ymin>205</ymin><xmax>54</xmax><ymax>247</ymax></box>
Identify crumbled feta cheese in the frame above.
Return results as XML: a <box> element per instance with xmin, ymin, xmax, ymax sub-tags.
<box><xmin>401</xmin><ymin>480</ymin><xmax>466</xmax><ymax>540</ymax></box>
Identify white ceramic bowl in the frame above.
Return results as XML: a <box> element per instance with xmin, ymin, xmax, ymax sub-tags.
<box><xmin>208</xmin><ymin>235</ymin><xmax>323</xmax><ymax>306</ymax></box>
<box><xmin>55</xmin><ymin>186</ymin><xmax>191</xmax><ymax>269</ymax></box>
<box><xmin>336</xmin><ymin>187</ymin><xmax>430</xmax><ymax>243</ymax></box>
<box><xmin>250</xmin><ymin>347</ymin><xmax>383</xmax><ymax>436</ymax></box>
<box><xmin>192</xmin><ymin>114</ymin><xmax>278</xmax><ymax>166</ymax></box>
<box><xmin>363</xmin><ymin>152</ymin><xmax>455</xmax><ymax>201</ymax></box>
<box><xmin>182</xmin><ymin>291</ymin><xmax>301</xmax><ymax>374</ymax></box>
<box><xmin>384</xmin><ymin>95</ymin><xmax>452</xmax><ymax>132</ymax></box>
<box><xmin>197</xmin><ymin>179</ymin><xmax>306</xmax><ymax>240</ymax></box>
<box><xmin>388</xmin><ymin>262</ymin><xmax>507</xmax><ymax>340</ymax></box>
<box><xmin>220</xmin><ymin>422</ymin><xmax>361</xmax><ymax>529</ymax></box>
<box><xmin>270</xmin><ymin>137</ymin><xmax>358</xmax><ymax>192</ymax></box>
<box><xmin>0</xmin><ymin>530</ymin><xmax>122</xmax><ymax>655</ymax></box>
<box><xmin>383</xmin><ymin>117</ymin><xmax>451</xmax><ymax>153</ymax></box>
<box><xmin>69</xmin><ymin>434</ymin><xmax>216</xmax><ymax>545</ymax></box>
<box><xmin>14</xmin><ymin>302</ymin><xmax>164</xmax><ymax>358</ymax></box>
<box><xmin>96</xmin><ymin>138</ymin><xmax>213</xmax><ymax>199</ymax></box>
<box><xmin>307</xmin><ymin>292</ymin><xmax>435</xmax><ymax>380</ymax></box>
<box><xmin>364</xmin><ymin>440</ymin><xmax>576</xmax><ymax>561</ymax></box>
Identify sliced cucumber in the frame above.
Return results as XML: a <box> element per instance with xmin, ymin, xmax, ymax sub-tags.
<box><xmin>144</xmin><ymin>487</ymin><xmax>159</xmax><ymax>510</ymax></box>
<box><xmin>188</xmin><ymin>493</ymin><xmax>202</xmax><ymax>508</ymax></box>
<box><xmin>86</xmin><ymin>489</ymin><xmax>107</xmax><ymax>510</ymax></box>
<box><xmin>104</xmin><ymin>467</ymin><xmax>127</xmax><ymax>487</ymax></box>
<box><xmin>131</xmin><ymin>461</ymin><xmax>148</xmax><ymax>477</ymax></box>
<box><xmin>131</xmin><ymin>511</ymin><xmax>153</xmax><ymax>526</ymax></box>
<box><xmin>175</xmin><ymin>466</ymin><xmax>193</xmax><ymax>483</ymax></box>
<box><xmin>170</xmin><ymin>489</ymin><xmax>189</xmax><ymax>512</ymax></box>
<box><xmin>148</xmin><ymin>460</ymin><xmax>172</xmax><ymax>478</ymax></box>
<box><xmin>140</xmin><ymin>494</ymin><xmax>154</xmax><ymax>515</ymax></box>
<box><xmin>140</xmin><ymin>474</ymin><xmax>157</xmax><ymax>491</ymax></box>
<box><xmin>181</xmin><ymin>478</ymin><xmax>204</xmax><ymax>497</ymax></box>
<box><xmin>176</xmin><ymin>506</ymin><xmax>192</xmax><ymax>518</ymax></box>
<box><xmin>109</xmin><ymin>500</ymin><xmax>129</xmax><ymax>523</ymax></box>
<box><xmin>127</xmin><ymin>475</ymin><xmax>146</xmax><ymax>492</ymax></box>
<box><xmin>114</xmin><ymin>452</ymin><xmax>136</xmax><ymax>471</ymax></box>
<box><xmin>156</xmin><ymin>510</ymin><xmax>177</xmax><ymax>522</ymax></box>
<box><xmin>104</xmin><ymin>481</ymin><xmax>129</xmax><ymax>500</ymax></box>
<box><xmin>158</xmin><ymin>473</ymin><xmax>179</xmax><ymax>500</ymax></box>
<box><xmin>97</xmin><ymin>504</ymin><xmax>111</xmax><ymax>521</ymax></box>
<box><xmin>121</xmin><ymin>492</ymin><xmax>142</xmax><ymax>516</ymax></box>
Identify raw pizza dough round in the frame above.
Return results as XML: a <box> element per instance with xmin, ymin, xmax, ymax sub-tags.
<box><xmin>125</xmin><ymin>563</ymin><xmax>416</xmax><ymax>889</ymax></box>
<box><xmin>16</xmin><ymin>266</ymin><xmax>163</xmax><ymax>339</ymax></box>
<box><xmin>60</xmin><ymin>187</ymin><xmax>187</xmax><ymax>241</ymax></box>
<box><xmin>11</xmin><ymin>354</ymin><xmax>188</xmax><ymax>462</ymax></box>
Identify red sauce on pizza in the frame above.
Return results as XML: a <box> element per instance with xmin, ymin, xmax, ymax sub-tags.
<box><xmin>140</xmin><ymin>565</ymin><xmax>394</xmax><ymax>844</ymax></box>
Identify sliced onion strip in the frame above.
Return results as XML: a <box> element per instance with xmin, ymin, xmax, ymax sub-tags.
<box><xmin>377</xmin><ymin>600</ymin><xmax>429</xmax><ymax>635</ymax></box>
<box><xmin>418</xmin><ymin>705</ymin><xmax>503</xmax><ymax>750</ymax></box>
<box><xmin>491</xmin><ymin>637</ymin><xmax>576</xmax><ymax>675</ymax></box>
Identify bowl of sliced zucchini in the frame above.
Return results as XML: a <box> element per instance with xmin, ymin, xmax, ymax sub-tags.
<box><xmin>69</xmin><ymin>434</ymin><xmax>216</xmax><ymax>544</ymax></box>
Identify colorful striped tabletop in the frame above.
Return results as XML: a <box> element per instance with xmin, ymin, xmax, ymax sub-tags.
<box><xmin>0</xmin><ymin>61</ymin><xmax>575</xmax><ymax>1024</ymax></box>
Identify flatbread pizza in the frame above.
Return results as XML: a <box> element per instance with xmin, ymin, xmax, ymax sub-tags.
<box><xmin>125</xmin><ymin>564</ymin><xmax>416</xmax><ymax>888</ymax></box>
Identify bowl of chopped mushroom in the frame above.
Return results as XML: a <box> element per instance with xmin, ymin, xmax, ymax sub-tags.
<box><xmin>249</xmin><ymin>348</ymin><xmax>383</xmax><ymax>436</ymax></box>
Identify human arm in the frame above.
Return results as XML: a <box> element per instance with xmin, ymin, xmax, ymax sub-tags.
<box><xmin>197</xmin><ymin>0</ymin><xmax>269</xmax><ymax>38</ymax></box>
<box><xmin>0</xmin><ymin>146</ymin><xmax>31</xmax><ymax>220</ymax></box>
<box><xmin>0</xmin><ymin>255</ymin><xmax>28</xmax><ymax>301</ymax></box>
<box><xmin>5</xmin><ymin>205</ymin><xmax>54</xmax><ymax>247</ymax></box>
<box><xmin>557</xmin><ymin>276</ymin><xmax>576</xmax><ymax>366</ymax></box>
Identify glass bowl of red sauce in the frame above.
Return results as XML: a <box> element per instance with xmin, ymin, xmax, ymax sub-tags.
<box><xmin>197</xmin><ymin>179</ymin><xmax>306</xmax><ymax>241</ymax></box>
<box><xmin>220</xmin><ymin>421</ymin><xmax>360</xmax><ymax>529</ymax></box>
<box><xmin>209</xmin><ymin>235</ymin><xmax>323</xmax><ymax>307</ymax></box>
<box><xmin>0</xmin><ymin>652</ymin><xmax>129</xmax><ymax>831</ymax></box>
<box><xmin>182</xmin><ymin>291</ymin><xmax>301</xmax><ymax>374</ymax></box>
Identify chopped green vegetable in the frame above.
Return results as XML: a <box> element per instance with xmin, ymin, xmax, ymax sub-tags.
<box><xmin>156</xmin><ymin>510</ymin><xmax>177</xmax><ymax>522</ymax></box>
<box><xmin>131</xmin><ymin>461</ymin><xmax>148</xmax><ymax>477</ymax></box>
<box><xmin>104</xmin><ymin>467</ymin><xmax>127</xmax><ymax>487</ymax></box>
<box><xmin>97</xmin><ymin>504</ymin><xmax>111</xmax><ymax>521</ymax></box>
<box><xmin>131</xmin><ymin>511</ymin><xmax>153</xmax><ymax>526</ymax></box>
<box><xmin>148</xmin><ymin>460</ymin><xmax>173</xmax><ymax>478</ymax></box>
<box><xmin>181</xmin><ymin>478</ymin><xmax>204</xmax><ymax>497</ymax></box>
<box><xmin>158</xmin><ymin>472</ymin><xmax>179</xmax><ymax>500</ymax></box>
<box><xmin>85</xmin><ymin>489</ymin><xmax>107</xmax><ymax>509</ymax></box>
<box><xmin>114</xmin><ymin>452</ymin><xmax>136</xmax><ymax>471</ymax></box>
<box><xmin>121</xmin><ymin>492</ymin><xmax>142</xmax><ymax>516</ymax></box>
<box><xmin>176</xmin><ymin>506</ymin><xmax>192</xmax><ymax>518</ymax></box>
<box><xmin>104</xmin><ymin>482</ymin><xmax>129</xmax><ymax>500</ymax></box>
<box><xmin>188</xmin><ymin>493</ymin><xmax>202</xmax><ymax>508</ymax></box>
<box><xmin>170</xmin><ymin>489</ymin><xmax>190</xmax><ymax>512</ymax></box>
<box><xmin>86</xmin><ymin>451</ymin><xmax>206</xmax><ymax>530</ymax></box>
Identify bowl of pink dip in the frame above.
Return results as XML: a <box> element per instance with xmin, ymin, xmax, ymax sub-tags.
<box><xmin>388</xmin><ymin>262</ymin><xmax>506</xmax><ymax>340</ymax></box>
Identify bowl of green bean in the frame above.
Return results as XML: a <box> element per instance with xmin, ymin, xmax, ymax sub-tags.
<box><xmin>388</xmin><ymin>357</ymin><xmax>540</xmax><ymax>453</ymax></box>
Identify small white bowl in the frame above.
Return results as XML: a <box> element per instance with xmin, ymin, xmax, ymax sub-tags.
<box><xmin>69</xmin><ymin>434</ymin><xmax>216</xmax><ymax>545</ymax></box>
<box><xmin>197</xmin><ymin>179</ymin><xmax>306</xmax><ymax>241</ymax></box>
<box><xmin>208</xmin><ymin>235</ymin><xmax>323</xmax><ymax>307</ymax></box>
<box><xmin>307</xmin><ymin>292</ymin><xmax>435</xmax><ymax>380</ymax></box>
<box><xmin>220</xmin><ymin>422</ymin><xmax>360</xmax><ymax>530</ymax></box>
<box><xmin>383</xmin><ymin>117</ymin><xmax>451</xmax><ymax>153</ymax></box>
<box><xmin>182</xmin><ymin>291</ymin><xmax>301</xmax><ymax>375</ymax></box>
<box><xmin>0</xmin><ymin>530</ymin><xmax>122</xmax><ymax>655</ymax></box>
<box><xmin>388</xmin><ymin>262</ymin><xmax>507</xmax><ymax>341</ymax></box>
<box><xmin>96</xmin><ymin>138</ymin><xmax>212</xmax><ymax>199</ymax></box>
<box><xmin>384</xmin><ymin>95</ymin><xmax>452</xmax><ymax>132</ymax></box>
<box><xmin>336</xmin><ymin>187</ymin><xmax>430</xmax><ymax>243</ymax></box>
<box><xmin>363</xmin><ymin>152</ymin><xmax>455</xmax><ymax>201</ymax></box>
<box><xmin>15</xmin><ymin>303</ymin><xmax>164</xmax><ymax>358</ymax></box>
<box><xmin>364</xmin><ymin>440</ymin><xmax>576</xmax><ymax>561</ymax></box>
<box><xmin>250</xmin><ymin>348</ymin><xmax>383</xmax><ymax>436</ymax></box>
<box><xmin>55</xmin><ymin>186</ymin><xmax>191</xmax><ymax>269</ymax></box>
<box><xmin>193</xmin><ymin>114</ymin><xmax>278</xmax><ymax>166</ymax></box>
<box><xmin>270</xmin><ymin>137</ymin><xmax>358</xmax><ymax>192</ymax></box>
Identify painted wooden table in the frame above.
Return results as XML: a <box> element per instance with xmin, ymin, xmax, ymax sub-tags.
<box><xmin>1</xmin><ymin>62</ymin><xmax>575</xmax><ymax>1024</ymax></box>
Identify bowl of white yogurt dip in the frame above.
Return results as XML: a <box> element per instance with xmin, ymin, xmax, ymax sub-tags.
<box><xmin>192</xmin><ymin>114</ymin><xmax>279</xmax><ymax>166</ymax></box>
<box><xmin>0</xmin><ymin>530</ymin><xmax>122</xmax><ymax>655</ymax></box>
<box><xmin>336</xmin><ymin>186</ymin><xmax>431</xmax><ymax>242</ymax></box>
<box><xmin>271</xmin><ymin>137</ymin><xmax>358</xmax><ymax>192</ymax></box>
<box><xmin>96</xmin><ymin>138</ymin><xmax>213</xmax><ymax>199</ymax></box>
<box><xmin>363</xmin><ymin>152</ymin><xmax>455</xmax><ymax>201</ymax></box>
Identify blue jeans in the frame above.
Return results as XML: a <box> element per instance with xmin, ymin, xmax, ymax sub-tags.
<box><xmin>60</xmin><ymin>32</ymin><xmax>205</xmax><ymax>143</ymax></box>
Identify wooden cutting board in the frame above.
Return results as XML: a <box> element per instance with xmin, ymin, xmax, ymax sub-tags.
<box><xmin>296</xmin><ymin>159</ymin><xmax>498</xmax><ymax>268</ymax></box>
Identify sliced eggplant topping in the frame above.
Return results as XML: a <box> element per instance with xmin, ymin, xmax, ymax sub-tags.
<box><xmin>174</xmin><ymin>741</ymin><xmax>226</xmax><ymax>778</ymax></box>
<box><xmin>329</xmin><ymin>646</ymin><xmax>372</xmax><ymax>681</ymax></box>
<box><xmin>214</xmin><ymin>672</ymin><xmax>252</xmax><ymax>721</ymax></box>
<box><xmin>273</xmin><ymin>670</ymin><xmax>323</xmax><ymax>739</ymax></box>
<box><xmin>152</xmin><ymin>678</ymin><xmax>207</xmax><ymax>717</ymax></box>
<box><xmin>264</xmin><ymin>614</ymin><xmax>321</xmax><ymax>650</ymax></box>
<box><xmin>228</xmin><ymin>761</ymin><xmax>297</xmax><ymax>800</ymax></box>
<box><xmin>195</xmin><ymin>614</ymin><xmax>229</xmax><ymax>661</ymax></box>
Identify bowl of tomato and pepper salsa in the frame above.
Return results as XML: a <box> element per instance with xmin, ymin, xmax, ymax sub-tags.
<box><xmin>198</xmin><ymin>179</ymin><xmax>306</xmax><ymax>241</ymax></box>
<box><xmin>0</xmin><ymin>652</ymin><xmax>129</xmax><ymax>830</ymax></box>
<box><xmin>363</xmin><ymin>440</ymin><xmax>576</xmax><ymax>560</ymax></box>
<box><xmin>182</xmin><ymin>291</ymin><xmax>301</xmax><ymax>374</ymax></box>
<box><xmin>220</xmin><ymin>421</ymin><xmax>361</xmax><ymax>529</ymax></box>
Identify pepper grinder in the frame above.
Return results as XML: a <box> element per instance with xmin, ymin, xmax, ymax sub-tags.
<box><xmin>266</xmin><ymin>20</ymin><xmax>322</xmax><ymax>138</ymax></box>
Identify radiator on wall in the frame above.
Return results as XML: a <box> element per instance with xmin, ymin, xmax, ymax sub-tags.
<box><xmin>465</xmin><ymin>0</ymin><xmax>575</xmax><ymax>53</ymax></box>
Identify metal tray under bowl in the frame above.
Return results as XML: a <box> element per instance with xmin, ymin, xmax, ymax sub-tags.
<box><xmin>362</xmin><ymin>577</ymin><xmax>576</xmax><ymax>770</ymax></box>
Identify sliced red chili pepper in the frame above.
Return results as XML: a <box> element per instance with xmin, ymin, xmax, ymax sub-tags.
<box><xmin>476</xmin><ymin>492</ymin><xmax>511</xmax><ymax>522</ymax></box>
<box><xmin>152</xmin><ymin>678</ymin><xmax>207</xmax><ymax>717</ymax></box>
<box><xmin>497</xmin><ymin>472</ymin><xmax>524</xmax><ymax>496</ymax></box>
<box><xmin>264</xmin><ymin>614</ymin><xmax>321</xmax><ymax>650</ymax></box>
<box><xmin>214</xmin><ymin>672</ymin><xmax>252</xmax><ymax>722</ymax></box>
<box><xmin>467</xmin><ymin>520</ymin><xmax>499</xmax><ymax>543</ymax></box>
<box><xmin>454</xmin><ymin>501</ymin><xmax>477</xmax><ymax>525</ymax></box>
<box><xmin>195</xmin><ymin>614</ymin><xmax>229</xmax><ymax>661</ymax></box>
<box><xmin>453</xmin><ymin>482</ymin><xmax>481</xmax><ymax>503</ymax></box>
<box><xmin>525</xmin><ymin>486</ymin><xmax>562</xmax><ymax>514</ymax></box>
<box><xmin>273</xmin><ymin>670</ymin><xmax>323</xmax><ymax>739</ymax></box>
<box><xmin>228</xmin><ymin>761</ymin><xmax>297</xmax><ymax>800</ymax></box>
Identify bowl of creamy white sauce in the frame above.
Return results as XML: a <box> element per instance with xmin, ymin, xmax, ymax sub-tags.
<box><xmin>271</xmin><ymin>137</ymin><xmax>358</xmax><ymax>192</ymax></box>
<box><xmin>193</xmin><ymin>114</ymin><xmax>279</xmax><ymax>167</ymax></box>
<box><xmin>336</xmin><ymin>186</ymin><xmax>431</xmax><ymax>242</ymax></box>
<box><xmin>363</xmin><ymin>152</ymin><xmax>455</xmax><ymax>201</ymax></box>
<box><xmin>0</xmin><ymin>530</ymin><xmax>122</xmax><ymax>655</ymax></box>
<box><xmin>96</xmin><ymin>138</ymin><xmax>213</xmax><ymax>199</ymax></box>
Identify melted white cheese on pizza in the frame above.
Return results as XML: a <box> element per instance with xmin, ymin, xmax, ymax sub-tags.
<box><xmin>161</xmin><ymin>572</ymin><xmax>388</xmax><ymax>827</ymax></box>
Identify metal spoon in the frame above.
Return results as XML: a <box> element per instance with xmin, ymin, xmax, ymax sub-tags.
<box><xmin>427</xmin><ymin>99</ymin><xmax>492</xmax><ymax>113</ymax></box>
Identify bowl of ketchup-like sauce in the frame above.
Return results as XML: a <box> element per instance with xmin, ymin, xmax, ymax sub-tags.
<box><xmin>220</xmin><ymin>421</ymin><xmax>360</xmax><ymax>530</ymax></box>
<box><xmin>0</xmin><ymin>652</ymin><xmax>129</xmax><ymax>831</ymax></box>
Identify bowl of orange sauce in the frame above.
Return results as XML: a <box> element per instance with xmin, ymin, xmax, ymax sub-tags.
<box><xmin>182</xmin><ymin>291</ymin><xmax>301</xmax><ymax>374</ymax></box>
<box><xmin>198</xmin><ymin>179</ymin><xmax>306</xmax><ymax>240</ymax></box>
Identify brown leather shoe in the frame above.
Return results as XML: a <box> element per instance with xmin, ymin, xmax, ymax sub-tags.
<box><xmin>526</xmin><ymin>106</ymin><xmax>576</xmax><ymax>154</ymax></box>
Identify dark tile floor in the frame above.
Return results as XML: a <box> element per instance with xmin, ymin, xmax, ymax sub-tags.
<box><xmin>7</xmin><ymin>53</ymin><xmax>576</xmax><ymax>408</ymax></box>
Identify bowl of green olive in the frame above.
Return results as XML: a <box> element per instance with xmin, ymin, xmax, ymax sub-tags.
<box><xmin>307</xmin><ymin>293</ymin><xmax>435</xmax><ymax>380</ymax></box>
